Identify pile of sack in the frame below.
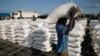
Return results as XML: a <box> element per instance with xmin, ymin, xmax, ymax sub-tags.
<box><xmin>90</xmin><ymin>20</ymin><xmax>100</xmax><ymax>56</ymax></box>
<box><xmin>29</xmin><ymin>19</ymin><xmax>44</xmax><ymax>30</ymax></box>
<box><xmin>48</xmin><ymin>24</ymin><xmax>57</xmax><ymax>45</ymax></box>
<box><xmin>29</xmin><ymin>19</ymin><xmax>58</xmax><ymax>51</ymax></box>
<box><xmin>0</xmin><ymin>20</ymin><xmax>9</xmax><ymax>40</ymax></box>
<box><xmin>27</xmin><ymin>19</ymin><xmax>57</xmax><ymax>52</ymax></box>
<box><xmin>32</xmin><ymin>27</ymin><xmax>52</xmax><ymax>52</ymax></box>
<box><xmin>68</xmin><ymin>20</ymin><xmax>87</xmax><ymax>56</ymax></box>
<box><xmin>15</xmin><ymin>20</ymin><xmax>32</xmax><ymax>47</ymax></box>
<box><xmin>0</xmin><ymin>19</ymin><xmax>34</xmax><ymax>47</ymax></box>
<box><xmin>5</xmin><ymin>20</ymin><xmax>18</xmax><ymax>43</ymax></box>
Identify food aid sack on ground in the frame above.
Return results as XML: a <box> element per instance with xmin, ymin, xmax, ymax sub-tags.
<box><xmin>90</xmin><ymin>20</ymin><xmax>100</xmax><ymax>56</ymax></box>
<box><xmin>68</xmin><ymin>20</ymin><xmax>87</xmax><ymax>56</ymax></box>
<box><xmin>5</xmin><ymin>19</ymin><xmax>19</xmax><ymax>43</ymax></box>
<box><xmin>32</xmin><ymin>27</ymin><xmax>52</xmax><ymax>52</ymax></box>
<box><xmin>14</xmin><ymin>20</ymin><xmax>32</xmax><ymax>47</ymax></box>
<box><xmin>0</xmin><ymin>20</ymin><xmax>9</xmax><ymax>40</ymax></box>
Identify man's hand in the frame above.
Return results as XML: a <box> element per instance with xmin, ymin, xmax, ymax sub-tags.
<box><xmin>69</xmin><ymin>6</ymin><xmax>76</xmax><ymax>18</ymax></box>
<box><xmin>69</xmin><ymin>6</ymin><xmax>81</xmax><ymax>19</ymax></box>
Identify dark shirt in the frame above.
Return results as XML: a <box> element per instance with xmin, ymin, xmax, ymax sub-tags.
<box><xmin>56</xmin><ymin>17</ymin><xmax>67</xmax><ymax>25</ymax></box>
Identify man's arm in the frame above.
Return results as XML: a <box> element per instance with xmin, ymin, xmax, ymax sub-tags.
<box><xmin>67</xmin><ymin>6</ymin><xmax>76</xmax><ymax>33</ymax></box>
<box><xmin>67</xmin><ymin>16</ymin><xmax>75</xmax><ymax>32</ymax></box>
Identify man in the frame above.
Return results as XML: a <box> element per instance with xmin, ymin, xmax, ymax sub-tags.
<box><xmin>55</xmin><ymin>6</ymin><xmax>81</xmax><ymax>56</ymax></box>
<box><xmin>41</xmin><ymin>3</ymin><xmax>81</xmax><ymax>56</ymax></box>
<box><xmin>55</xmin><ymin>17</ymin><xmax>68</xmax><ymax>56</ymax></box>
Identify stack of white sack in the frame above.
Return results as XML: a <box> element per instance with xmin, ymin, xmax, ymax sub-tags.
<box><xmin>0</xmin><ymin>19</ymin><xmax>36</xmax><ymax>48</ymax></box>
<box><xmin>32</xmin><ymin>27</ymin><xmax>52</xmax><ymax>52</ymax></box>
<box><xmin>15</xmin><ymin>20</ymin><xmax>32</xmax><ymax>47</ymax></box>
<box><xmin>48</xmin><ymin>24</ymin><xmax>58</xmax><ymax>44</ymax></box>
<box><xmin>30</xmin><ymin>18</ymin><xmax>58</xmax><ymax>49</ymax></box>
<box><xmin>5</xmin><ymin>19</ymin><xmax>18</xmax><ymax>43</ymax></box>
<box><xmin>19</xmin><ymin>19</ymin><xmax>33</xmax><ymax>30</ymax></box>
<box><xmin>0</xmin><ymin>20</ymin><xmax>9</xmax><ymax>40</ymax></box>
<box><xmin>29</xmin><ymin>18</ymin><xmax>44</xmax><ymax>30</ymax></box>
<box><xmin>68</xmin><ymin>20</ymin><xmax>87</xmax><ymax>56</ymax></box>
<box><xmin>90</xmin><ymin>20</ymin><xmax>100</xmax><ymax>56</ymax></box>
<box><xmin>90</xmin><ymin>20</ymin><xmax>100</xmax><ymax>28</ymax></box>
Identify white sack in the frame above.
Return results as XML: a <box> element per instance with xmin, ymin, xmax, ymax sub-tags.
<box><xmin>68</xmin><ymin>41</ymin><xmax>81</xmax><ymax>48</ymax></box>
<box><xmin>69</xmin><ymin>36</ymin><xmax>81</xmax><ymax>42</ymax></box>
<box><xmin>96</xmin><ymin>30</ymin><xmax>100</xmax><ymax>35</ymax></box>
<box><xmin>33</xmin><ymin>45</ymin><xmax>52</xmax><ymax>52</ymax></box>
<box><xmin>44</xmin><ymin>3</ymin><xmax>77</xmax><ymax>24</ymax></box>
<box><xmin>95</xmin><ymin>24</ymin><xmax>100</xmax><ymax>30</ymax></box>
<box><xmin>68</xmin><ymin>47</ymin><xmax>81</xmax><ymax>53</ymax></box>
<box><xmin>33</xmin><ymin>41</ymin><xmax>51</xmax><ymax>46</ymax></box>
<box><xmin>68</xmin><ymin>51</ymin><xmax>80</xmax><ymax>56</ymax></box>
<box><xmin>69</xmin><ymin>30</ymin><xmax>84</xmax><ymax>37</ymax></box>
